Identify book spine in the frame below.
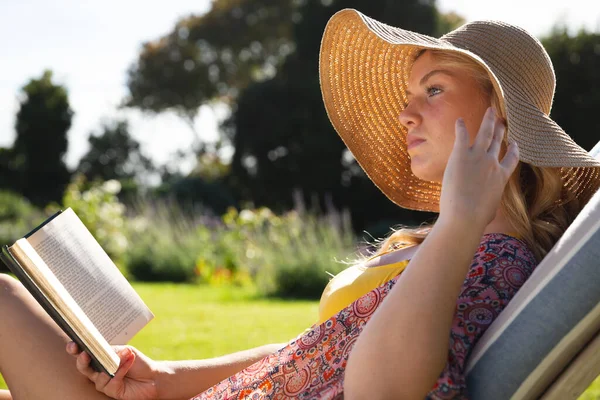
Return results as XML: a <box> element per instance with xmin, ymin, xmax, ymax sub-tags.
<box><xmin>0</xmin><ymin>245</ymin><xmax>115</xmax><ymax>377</ymax></box>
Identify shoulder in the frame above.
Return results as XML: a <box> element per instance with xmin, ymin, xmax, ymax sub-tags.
<box><xmin>476</xmin><ymin>233</ymin><xmax>537</xmax><ymax>269</ymax></box>
<box><xmin>463</xmin><ymin>233</ymin><xmax>538</xmax><ymax>297</ymax></box>
<box><xmin>426</xmin><ymin>233</ymin><xmax>538</xmax><ymax>399</ymax></box>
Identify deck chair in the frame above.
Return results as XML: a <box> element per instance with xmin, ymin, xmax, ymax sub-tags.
<box><xmin>465</xmin><ymin>141</ymin><xmax>600</xmax><ymax>399</ymax></box>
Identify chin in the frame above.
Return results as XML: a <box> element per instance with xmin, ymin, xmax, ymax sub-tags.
<box><xmin>410</xmin><ymin>161</ymin><xmax>442</xmax><ymax>182</ymax></box>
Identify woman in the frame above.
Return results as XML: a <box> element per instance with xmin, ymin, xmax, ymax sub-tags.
<box><xmin>1</xmin><ymin>9</ymin><xmax>599</xmax><ymax>400</ymax></box>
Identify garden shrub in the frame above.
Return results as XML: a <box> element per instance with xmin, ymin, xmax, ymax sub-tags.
<box><xmin>59</xmin><ymin>176</ymin><xmax>128</xmax><ymax>263</ymax></box>
<box><xmin>223</xmin><ymin>207</ymin><xmax>357</xmax><ymax>299</ymax></box>
<box><xmin>125</xmin><ymin>199</ymin><xmax>216</xmax><ymax>283</ymax></box>
<box><xmin>0</xmin><ymin>190</ymin><xmax>45</xmax><ymax>271</ymax></box>
<box><xmin>0</xmin><ymin>190</ymin><xmax>40</xmax><ymax>221</ymax></box>
<box><xmin>126</xmin><ymin>235</ymin><xmax>201</xmax><ymax>282</ymax></box>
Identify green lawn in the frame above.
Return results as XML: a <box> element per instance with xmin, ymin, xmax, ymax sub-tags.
<box><xmin>1</xmin><ymin>283</ymin><xmax>599</xmax><ymax>399</ymax></box>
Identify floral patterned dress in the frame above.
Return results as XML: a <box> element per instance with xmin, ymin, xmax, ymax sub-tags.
<box><xmin>191</xmin><ymin>233</ymin><xmax>538</xmax><ymax>399</ymax></box>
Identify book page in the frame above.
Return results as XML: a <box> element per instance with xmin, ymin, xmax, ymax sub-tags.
<box><xmin>27</xmin><ymin>208</ymin><xmax>154</xmax><ymax>344</ymax></box>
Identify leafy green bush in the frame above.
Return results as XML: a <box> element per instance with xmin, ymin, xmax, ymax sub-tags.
<box><xmin>0</xmin><ymin>190</ymin><xmax>46</xmax><ymax>272</ymax></box>
<box><xmin>125</xmin><ymin>200</ymin><xmax>215</xmax><ymax>283</ymax></box>
<box><xmin>222</xmin><ymin>207</ymin><xmax>357</xmax><ymax>299</ymax></box>
<box><xmin>121</xmin><ymin>201</ymin><xmax>356</xmax><ymax>293</ymax></box>
<box><xmin>126</xmin><ymin>234</ymin><xmax>202</xmax><ymax>282</ymax></box>
<box><xmin>0</xmin><ymin>190</ymin><xmax>44</xmax><ymax>252</ymax></box>
<box><xmin>0</xmin><ymin>190</ymin><xmax>40</xmax><ymax>222</ymax></box>
<box><xmin>59</xmin><ymin>176</ymin><xmax>128</xmax><ymax>263</ymax></box>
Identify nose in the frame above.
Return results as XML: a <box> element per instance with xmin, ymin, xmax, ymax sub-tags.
<box><xmin>398</xmin><ymin>101</ymin><xmax>421</xmax><ymax>130</ymax></box>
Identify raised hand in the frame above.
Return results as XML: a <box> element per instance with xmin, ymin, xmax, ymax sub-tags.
<box><xmin>66</xmin><ymin>342</ymin><xmax>160</xmax><ymax>400</ymax></box>
<box><xmin>438</xmin><ymin>107</ymin><xmax>519</xmax><ymax>230</ymax></box>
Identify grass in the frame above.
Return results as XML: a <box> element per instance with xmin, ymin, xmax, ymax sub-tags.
<box><xmin>1</xmin><ymin>283</ymin><xmax>599</xmax><ymax>399</ymax></box>
<box><xmin>582</xmin><ymin>379</ymin><xmax>600</xmax><ymax>400</ymax></box>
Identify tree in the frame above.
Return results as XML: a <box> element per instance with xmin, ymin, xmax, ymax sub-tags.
<box><xmin>542</xmin><ymin>29</ymin><xmax>600</xmax><ymax>152</ymax></box>
<box><xmin>123</xmin><ymin>0</ymin><xmax>297</xmax><ymax>144</ymax></box>
<box><xmin>13</xmin><ymin>70</ymin><xmax>72</xmax><ymax>207</ymax></box>
<box><xmin>77</xmin><ymin>120</ymin><xmax>154</xmax><ymax>183</ymax></box>
<box><xmin>0</xmin><ymin>147</ymin><xmax>19</xmax><ymax>191</ymax></box>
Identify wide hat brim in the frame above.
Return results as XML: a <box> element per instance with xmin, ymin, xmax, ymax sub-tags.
<box><xmin>319</xmin><ymin>9</ymin><xmax>600</xmax><ymax>212</ymax></box>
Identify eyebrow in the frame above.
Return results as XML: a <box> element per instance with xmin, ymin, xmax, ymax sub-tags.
<box><xmin>405</xmin><ymin>69</ymin><xmax>455</xmax><ymax>97</ymax></box>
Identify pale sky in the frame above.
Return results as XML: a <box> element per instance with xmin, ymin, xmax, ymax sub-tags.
<box><xmin>1</xmin><ymin>0</ymin><xmax>599</xmax><ymax>173</ymax></box>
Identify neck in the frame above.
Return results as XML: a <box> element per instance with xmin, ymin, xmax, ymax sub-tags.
<box><xmin>482</xmin><ymin>207</ymin><xmax>516</xmax><ymax>236</ymax></box>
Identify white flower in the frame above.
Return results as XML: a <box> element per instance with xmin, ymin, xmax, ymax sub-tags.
<box><xmin>239</xmin><ymin>209</ymin><xmax>255</xmax><ymax>223</ymax></box>
<box><xmin>102</xmin><ymin>180</ymin><xmax>122</xmax><ymax>195</ymax></box>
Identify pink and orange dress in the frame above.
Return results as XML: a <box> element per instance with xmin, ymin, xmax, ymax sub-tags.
<box><xmin>192</xmin><ymin>232</ymin><xmax>537</xmax><ymax>399</ymax></box>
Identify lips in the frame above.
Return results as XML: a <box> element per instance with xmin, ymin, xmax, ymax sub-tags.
<box><xmin>406</xmin><ymin>135</ymin><xmax>425</xmax><ymax>150</ymax></box>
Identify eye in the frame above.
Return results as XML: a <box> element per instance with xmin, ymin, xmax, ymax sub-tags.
<box><xmin>426</xmin><ymin>86</ymin><xmax>443</xmax><ymax>97</ymax></box>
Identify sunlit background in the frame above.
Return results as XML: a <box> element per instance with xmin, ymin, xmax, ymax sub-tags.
<box><xmin>1</xmin><ymin>0</ymin><xmax>599</xmax><ymax>172</ymax></box>
<box><xmin>1</xmin><ymin>0</ymin><xmax>600</xmax><ymax>397</ymax></box>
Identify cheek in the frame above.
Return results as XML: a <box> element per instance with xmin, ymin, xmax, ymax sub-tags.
<box><xmin>463</xmin><ymin>103</ymin><xmax>491</xmax><ymax>144</ymax></box>
<box><xmin>431</xmin><ymin>122</ymin><xmax>458</xmax><ymax>159</ymax></box>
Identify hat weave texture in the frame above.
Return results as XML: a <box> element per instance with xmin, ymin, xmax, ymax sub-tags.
<box><xmin>319</xmin><ymin>9</ymin><xmax>600</xmax><ymax>212</ymax></box>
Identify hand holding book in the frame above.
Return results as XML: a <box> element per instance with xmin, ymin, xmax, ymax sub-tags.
<box><xmin>66</xmin><ymin>342</ymin><xmax>161</xmax><ymax>400</ymax></box>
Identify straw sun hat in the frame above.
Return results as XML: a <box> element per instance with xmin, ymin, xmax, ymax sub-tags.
<box><xmin>319</xmin><ymin>9</ymin><xmax>600</xmax><ymax>213</ymax></box>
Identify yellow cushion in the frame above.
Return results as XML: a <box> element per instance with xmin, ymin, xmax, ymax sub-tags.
<box><xmin>317</xmin><ymin>259</ymin><xmax>409</xmax><ymax>324</ymax></box>
<box><xmin>316</xmin><ymin>232</ymin><xmax>522</xmax><ymax>325</ymax></box>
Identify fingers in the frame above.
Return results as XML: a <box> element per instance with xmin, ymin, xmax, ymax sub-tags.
<box><xmin>66</xmin><ymin>342</ymin><xmax>137</xmax><ymax>399</ymax></box>
<box><xmin>454</xmin><ymin>118</ymin><xmax>469</xmax><ymax>150</ymax></box>
<box><xmin>75</xmin><ymin>350</ymin><xmax>101</xmax><ymax>381</ymax></box>
<box><xmin>67</xmin><ymin>342</ymin><xmax>121</xmax><ymax>384</ymax></box>
<box><xmin>458</xmin><ymin>107</ymin><xmax>506</xmax><ymax>154</ymax></box>
<box><xmin>66</xmin><ymin>342</ymin><xmax>95</xmax><ymax>380</ymax></box>
<box><xmin>501</xmin><ymin>140</ymin><xmax>520</xmax><ymax>172</ymax></box>
<box><xmin>454</xmin><ymin>107</ymin><xmax>518</xmax><ymax>178</ymax></box>
<box><xmin>92</xmin><ymin>348</ymin><xmax>135</xmax><ymax>395</ymax></box>
<box><xmin>94</xmin><ymin>372</ymin><xmax>113</xmax><ymax>392</ymax></box>
<box><xmin>486</xmin><ymin>114</ymin><xmax>519</xmax><ymax>175</ymax></box>
<box><xmin>113</xmin><ymin>348</ymin><xmax>136</xmax><ymax>382</ymax></box>
<box><xmin>474</xmin><ymin>107</ymin><xmax>497</xmax><ymax>151</ymax></box>
<box><xmin>66</xmin><ymin>341</ymin><xmax>79</xmax><ymax>356</ymax></box>
<box><xmin>487</xmin><ymin>119</ymin><xmax>505</xmax><ymax>158</ymax></box>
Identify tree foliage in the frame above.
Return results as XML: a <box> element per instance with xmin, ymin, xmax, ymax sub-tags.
<box><xmin>543</xmin><ymin>29</ymin><xmax>600</xmax><ymax>152</ymax></box>
<box><xmin>13</xmin><ymin>70</ymin><xmax>72</xmax><ymax>207</ymax></box>
<box><xmin>124</xmin><ymin>0</ymin><xmax>297</xmax><ymax>132</ymax></box>
<box><xmin>77</xmin><ymin>120</ymin><xmax>154</xmax><ymax>183</ymax></box>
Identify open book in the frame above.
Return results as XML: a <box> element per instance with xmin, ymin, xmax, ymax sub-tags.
<box><xmin>0</xmin><ymin>208</ymin><xmax>154</xmax><ymax>377</ymax></box>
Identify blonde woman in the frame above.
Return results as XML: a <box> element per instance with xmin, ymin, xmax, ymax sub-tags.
<box><xmin>1</xmin><ymin>9</ymin><xmax>599</xmax><ymax>400</ymax></box>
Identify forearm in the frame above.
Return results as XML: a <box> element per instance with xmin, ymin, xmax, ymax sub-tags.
<box><xmin>345</xmin><ymin>219</ymin><xmax>484</xmax><ymax>399</ymax></box>
<box><xmin>155</xmin><ymin>342</ymin><xmax>286</xmax><ymax>400</ymax></box>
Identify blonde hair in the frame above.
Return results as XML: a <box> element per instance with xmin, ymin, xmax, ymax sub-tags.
<box><xmin>372</xmin><ymin>49</ymin><xmax>581</xmax><ymax>262</ymax></box>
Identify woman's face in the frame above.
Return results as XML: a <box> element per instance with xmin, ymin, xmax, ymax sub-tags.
<box><xmin>399</xmin><ymin>51</ymin><xmax>491</xmax><ymax>182</ymax></box>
